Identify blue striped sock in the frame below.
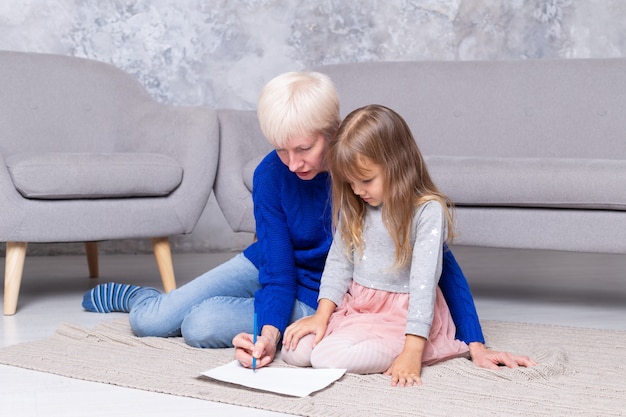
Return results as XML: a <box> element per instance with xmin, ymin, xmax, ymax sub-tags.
<box><xmin>82</xmin><ymin>283</ymin><xmax>141</xmax><ymax>313</ymax></box>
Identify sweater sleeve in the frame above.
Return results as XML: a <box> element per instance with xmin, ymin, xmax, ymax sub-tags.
<box><xmin>318</xmin><ymin>228</ymin><xmax>354</xmax><ymax>306</ymax></box>
<box><xmin>252</xmin><ymin>155</ymin><xmax>299</xmax><ymax>335</ymax></box>
<box><xmin>438</xmin><ymin>246</ymin><xmax>486</xmax><ymax>344</ymax></box>
<box><xmin>405</xmin><ymin>201</ymin><xmax>447</xmax><ymax>338</ymax></box>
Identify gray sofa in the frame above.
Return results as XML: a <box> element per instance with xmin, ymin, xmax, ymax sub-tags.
<box><xmin>214</xmin><ymin>59</ymin><xmax>626</xmax><ymax>255</ymax></box>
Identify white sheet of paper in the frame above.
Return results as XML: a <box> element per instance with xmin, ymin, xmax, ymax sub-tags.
<box><xmin>201</xmin><ymin>360</ymin><xmax>346</xmax><ymax>397</ymax></box>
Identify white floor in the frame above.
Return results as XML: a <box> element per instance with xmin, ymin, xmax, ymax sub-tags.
<box><xmin>2</xmin><ymin>246</ymin><xmax>626</xmax><ymax>417</ymax></box>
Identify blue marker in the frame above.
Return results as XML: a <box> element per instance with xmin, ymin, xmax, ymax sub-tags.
<box><xmin>252</xmin><ymin>313</ymin><xmax>258</xmax><ymax>372</ymax></box>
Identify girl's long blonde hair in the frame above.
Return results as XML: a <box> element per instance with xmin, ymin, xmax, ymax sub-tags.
<box><xmin>327</xmin><ymin>104</ymin><xmax>455</xmax><ymax>269</ymax></box>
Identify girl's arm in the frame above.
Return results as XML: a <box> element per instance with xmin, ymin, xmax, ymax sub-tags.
<box><xmin>384</xmin><ymin>334</ymin><xmax>426</xmax><ymax>387</ymax></box>
<box><xmin>317</xmin><ymin>228</ymin><xmax>354</xmax><ymax>304</ymax></box>
<box><xmin>387</xmin><ymin>201</ymin><xmax>445</xmax><ymax>385</ymax></box>
<box><xmin>404</xmin><ymin>201</ymin><xmax>447</xmax><ymax>339</ymax></box>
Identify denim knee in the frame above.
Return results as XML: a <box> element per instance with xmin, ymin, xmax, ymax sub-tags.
<box><xmin>180</xmin><ymin>297</ymin><xmax>253</xmax><ymax>348</ymax></box>
<box><xmin>181</xmin><ymin>314</ymin><xmax>233</xmax><ymax>348</ymax></box>
<box><xmin>129</xmin><ymin>312</ymin><xmax>181</xmax><ymax>338</ymax></box>
<box><xmin>128</xmin><ymin>288</ymin><xmax>182</xmax><ymax>338</ymax></box>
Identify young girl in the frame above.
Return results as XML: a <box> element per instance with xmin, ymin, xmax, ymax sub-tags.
<box><xmin>281</xmin><ymin>104</ymin><xmax>469</xmax><ymax>387</ymax></box>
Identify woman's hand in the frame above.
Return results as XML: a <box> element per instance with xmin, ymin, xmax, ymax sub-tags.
<box><xmin>384</xmin><ymin>335</ymin><xmax>425</xmax><ymax>387</ymax></box>
<box><xmin>232</xmin><ymin>325</ymin><xmax>280</xmax><ymax>369</ymax></box>
<box><xmin>468</xmin><ymin>342</ymin><xmax>538</xmax><ymax>370</ymax></box>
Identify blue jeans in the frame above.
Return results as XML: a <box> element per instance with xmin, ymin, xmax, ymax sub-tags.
<box><xmin>128</xmin><ymin>253</ymin><xmax>316</xmax><ymax>348</ymax></box>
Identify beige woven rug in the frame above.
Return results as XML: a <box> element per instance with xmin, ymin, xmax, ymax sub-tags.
<box><xmin>0</xmin><ymin>319</ymin><xmax>624</xmax><ymax>417</ymax></box>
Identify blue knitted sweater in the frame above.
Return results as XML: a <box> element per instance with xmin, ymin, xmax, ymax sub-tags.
<box><xmin>244</xmin><ymin>151</ymin><xmax>332</xmax><ymax>334</ymax></box>
<box><xmin>244</xmin><ymin>150</ymin><xmax>485</xmax><ymax>344</ymax></box>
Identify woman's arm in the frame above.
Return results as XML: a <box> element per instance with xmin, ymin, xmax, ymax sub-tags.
<box><xmin>439</xmin><ymin>246</ymin><xmax>485</xmax><ymax>343</ymax></box>
<box><xmin>251</xmin><ymin>155</ymin><xmax>299</xmax><ymax>335</ymax></box>
<box><xmin>233</xmin><ymin>153</ymin><xmax>300</xmax><ymax>370</ymax></box>
<box><xmin>439</xmin><ymin>246</ymin><xmax>537</xmax><ymax>368</ymax></box>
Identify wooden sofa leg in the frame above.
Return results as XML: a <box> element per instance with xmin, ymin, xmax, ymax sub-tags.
<box><xmin>151</xmin><ymin>237</ymin><xmax>176</xmax><ymax>293</ymax></box>
<box><xmin>4</xmin><ymin>241</ymin><xmax>28</xmax><ymax>315</ymax></box>
<box><xmin>84</xmin><ymin>242</ymin><xmax>99</xmax><ymax>278</ymax></box>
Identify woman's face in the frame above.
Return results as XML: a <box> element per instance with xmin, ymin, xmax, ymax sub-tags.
<box><xmin>276</xmin><ymin>134</ymin><xmax>327</xmax><ymax>180</ymax></box>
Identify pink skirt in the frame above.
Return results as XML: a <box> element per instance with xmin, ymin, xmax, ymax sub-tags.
<box><xmin>325</xmin><ymin>281</ymin><xmax>469</xmax><ymax>366</ymax></box>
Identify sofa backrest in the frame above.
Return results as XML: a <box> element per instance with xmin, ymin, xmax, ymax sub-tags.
<box><xmin>213</xmin><ymin>58</ymin><xmax>626</xmax><ymax>235</ymax></box>
<box><xmin>316</xmin><ymin>59</ymin><xmax>626</xmax><ymax>160</ymax></box>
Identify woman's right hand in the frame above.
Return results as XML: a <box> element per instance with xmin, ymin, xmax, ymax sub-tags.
<box><xmin>232</xmin><ymin>325</ymin><xmax>280</xmax><ymax>369</ymax></box>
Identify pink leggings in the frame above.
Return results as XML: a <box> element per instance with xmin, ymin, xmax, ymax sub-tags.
<box><xmin>282</xmin><ymin>330</ymin><xmax>404</xmax><ymax>374</ymax></box>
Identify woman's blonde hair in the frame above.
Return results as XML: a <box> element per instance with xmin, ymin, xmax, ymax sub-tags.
<box><xmin>257</xmin><ymin>71</ymin><xmax>340</xmax><ymax>148</ymax></box>
<box><xmin>327</xmin><ymin>104</ymin><xmax>455</xmax><ymax>269</ymax></box>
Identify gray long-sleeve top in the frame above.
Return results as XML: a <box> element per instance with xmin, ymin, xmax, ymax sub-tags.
<box><xmin>318</xmin><ymin>200</ymin><xmax>447</xmax><ymax>339</ymax></box>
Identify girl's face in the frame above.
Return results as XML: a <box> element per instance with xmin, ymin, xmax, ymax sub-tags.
<box><xmin>348</xmin><ymin>159</ymin><xmax>385</xmax><ymax>207</ymax></box>
<box><xmin>276</xmin><ymin>134</ymin><xmax>327</xmax><ymax>180</ymax></box>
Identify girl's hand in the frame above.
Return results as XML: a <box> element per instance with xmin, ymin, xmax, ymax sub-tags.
<box><xmin>283</xmin><ymin>298</ymin><xmax>336</xmax><ymax>351</ymax></box>
<box><xmin>384</xmin><ymin>335</ymin><xmax>425</xmax><ymax>387</ymax></box>
<box><xmin>282</xmin><ymin>315</ymin><xmax>328</xmax><ymax>351</ymax></box>
<box><xmin>232</xmin><ymin>326</ymin><xmax>280</xmax><ymax>369</ymax></box>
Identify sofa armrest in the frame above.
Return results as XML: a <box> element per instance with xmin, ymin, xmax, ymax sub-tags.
<box><xmin>214</xmin><ymin>109</ymin><xmax>273</xmax><ymax>233</ymax></box>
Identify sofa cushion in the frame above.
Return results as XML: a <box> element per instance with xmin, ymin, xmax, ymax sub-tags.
<box><xmin>427</xmin><ymin>156</ymin><xmax>626</xmax><ymax>210</ymax></box>
<box><xmin>241</xmin><ymin>155</ymin><xmax>626</xmax><ymax>211</ymax></box>
<box><xmin>7</xmin><ymin>152</ymin><xmax>183</xmax><ymax>199</ymax></box>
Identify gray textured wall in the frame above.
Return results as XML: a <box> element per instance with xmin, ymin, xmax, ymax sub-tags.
<box><xmin>2</xmin><ymin>0</ymin><xmax>625</xmax><ymax>254</ymax></box>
